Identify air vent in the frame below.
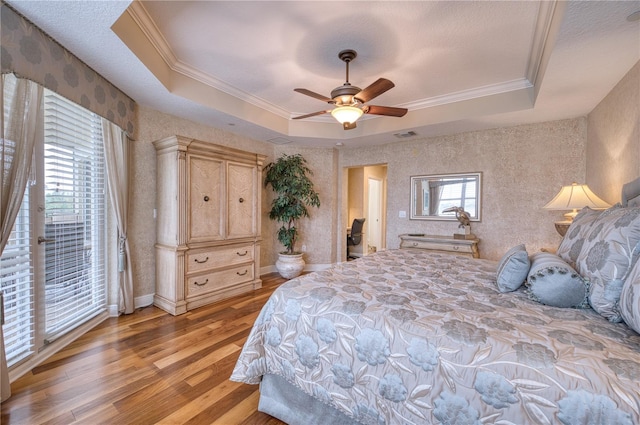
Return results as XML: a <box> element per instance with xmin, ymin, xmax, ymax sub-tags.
<box><xmin>393</xmin><ymin>131</ymin><xmax>417</xmax><ymax>139</ymax></box>
<box><xmin>267</xmin><ymin>137</ymin><xmax>293</xmax><ymax>145</ymax></box>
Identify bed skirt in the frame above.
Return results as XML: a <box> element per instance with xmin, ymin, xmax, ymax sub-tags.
<box><xmin>259</xmin><ymin>374</ymin><xmax>357</xmax><ymax>425</ymax></box>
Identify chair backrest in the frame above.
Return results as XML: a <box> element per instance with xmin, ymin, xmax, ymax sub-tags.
<box><xmin>348</xmin><ymin>218</ymin><xmax>366</xmax><ymax>245</ymax></box>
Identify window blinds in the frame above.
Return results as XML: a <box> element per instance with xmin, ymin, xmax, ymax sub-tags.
<box><xmin>0</xmin><ymin>195</ymin><xmax>33</xmax><ymax>366</ymax></box>
<box><xmin>42</xmin><ymin>91</ymin><xmax>107</xmax><ymax>343</ymax></box>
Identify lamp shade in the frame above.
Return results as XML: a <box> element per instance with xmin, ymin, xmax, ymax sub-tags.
<box><xmin>543</xmin><ymin>183</ymin><xmax>611</xmax><ymax>211</ymax></box>
<box><xmin>331</xmin><ymin>106</ymin><xmax>363</xmax><ymax>124</ymax></box>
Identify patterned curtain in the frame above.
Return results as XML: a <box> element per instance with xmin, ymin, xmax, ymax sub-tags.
<box><xmin>0</xmin><ymin>2</ymin><xmax>136</xmax><ymax>137</ymax></box>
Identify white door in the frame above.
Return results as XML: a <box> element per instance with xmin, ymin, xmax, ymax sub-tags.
<box><xmin>367</xmin><ymin>177</ymin><xmax>383</xmax><ymax>253</ymax></box>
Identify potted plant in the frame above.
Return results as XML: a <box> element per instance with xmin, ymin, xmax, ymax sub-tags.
<box><xmin>264</xmin><ymin>153</ymin><xmax>321</xmax><ymax>278</ymax></box>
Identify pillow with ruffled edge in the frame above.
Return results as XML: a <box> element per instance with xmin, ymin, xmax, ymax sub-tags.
<box><xmin>556</xmin><ymin>207</ymin><xmax>603</xmax><ymax>269</ymax></box>
<box><xmin>620</xmin><ymin>258</ymin><xmax>640</xmax><ymax>334</ymax></box>
<box><xmin>496</xmin><ymin>244</ymin><xmax>530</xmax><ymax>292</ymax></box>
<box><xmin>576</xmin><ymin>206</ymin><xmax>640</xmax><ymax>322</ymax></box>
<box><xmin>525</xmin><ymin>252</ymin><xmax>589</xmax><ymax>308</ymax></box>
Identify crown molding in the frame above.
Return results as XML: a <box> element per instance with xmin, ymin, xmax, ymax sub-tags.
<box><xmin>126</xmin><ymin>1</ymin><xmax>177</xmax><ymax>67</ymax></box>
<box><xmin>405</xmin><ymin>78</ymin><xmax>533</xmax><ymax>111</ymax></box>
<box><xmin>123</xmin><ymin>0</ymin><xmax>563</xmax><ymax>132</ymax></box>
<box><xmin>526</xmin><ymin>0</ymin><xmax>567</xmax><ymax>101</ymax></box>
<box><xmin>127</xmin><ymin>0</ymin><xmax>291</xmax><ymax>119</ymax></box>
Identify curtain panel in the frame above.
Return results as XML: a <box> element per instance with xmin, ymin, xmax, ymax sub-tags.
<box><xmin>102</xmin><ymin>119</ymin><xmax>134</xmax><ymax>315</ymax></box>
<box><xmin>0</xmin><ymin>2</ymin><xmax>136</xmax><ymax>138</ymax></box>
<box><xmin>0</xmin><ymin>74</ymin><xmax>44</xmax><ymax>402</ymax></box>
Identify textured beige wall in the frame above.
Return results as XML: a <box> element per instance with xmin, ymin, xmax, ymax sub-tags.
<box><xmin>266</xmin><ymin>146</ymin><xmax>339</xmax><ymax>267</ymax></box>
<box><xmin>339</xmin><ymin>118</ymin><xmax>587</xmax><ymax>260</ymax></box>
<box><xmin>586</xmin><ymin>60</ymin><xmax>640</xmax><ymax>203</ymax></box>
<box><xmin>130</xmin><ymin>58</ymin><xmax>637</xmax><ymax>299</ymax></box>
<box><xmin>130</xmin><ymin>106</ymin><xmax>273</xmax><ymax>298</ymax></box>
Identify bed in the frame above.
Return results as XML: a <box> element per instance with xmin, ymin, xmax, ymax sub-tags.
<box><xmin>231</xmin><ymin>180</ymin><xmax>640</xmax><ymax>425</ymax></box>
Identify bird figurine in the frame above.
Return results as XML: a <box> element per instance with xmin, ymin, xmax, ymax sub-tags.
<box><xmin>442</xmin><ymin>206</ymin><xmax>471</xmax><ymax>228</ymax></box>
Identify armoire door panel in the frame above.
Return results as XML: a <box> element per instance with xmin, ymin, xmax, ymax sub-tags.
<box><xmin>227</xmin><ymin>162</ymin><xmax>256</xmax><ymax>238</ymax></box>
<box><xmin>189</xmin><ymin>156</ymin><xmax>224</xmax><ymax>241</ymax></box>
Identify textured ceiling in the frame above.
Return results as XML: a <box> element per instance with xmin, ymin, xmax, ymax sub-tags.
<box><xmin>6</xmin><ymin>0</ymin><xmax>640</xmax><ymax>148</ymax></box>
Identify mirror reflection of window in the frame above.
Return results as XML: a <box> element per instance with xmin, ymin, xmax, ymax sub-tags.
<box><xmin>410</xmin><ymin>173</ymin><xmax>482</xmax><ymax>221</ymax></box>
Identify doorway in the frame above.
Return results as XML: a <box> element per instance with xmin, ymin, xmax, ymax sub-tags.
<box><xmin>1</xmin><ymin>84</ymin><xmax>108</xmax><ymax>372</ymax></box>
<box><xmin>346</xmin><ymin>165</ymin><xmax>387</xmax><ymax>259</ymax></box>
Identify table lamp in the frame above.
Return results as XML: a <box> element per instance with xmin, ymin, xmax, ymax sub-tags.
<box><xmin>543</xmin><ymin>182</ymin><xmax>611</xmax><ymax>236</ymax></box>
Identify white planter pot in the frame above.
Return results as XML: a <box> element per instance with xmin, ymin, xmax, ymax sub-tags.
<box><xmin>276</xmin><ymin>253</ymin><xmax>305</xmax><ymax>279</ymax></box>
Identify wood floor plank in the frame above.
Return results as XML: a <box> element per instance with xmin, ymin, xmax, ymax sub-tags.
<box><xmin>158</xmin><ymin>379</ymin><xmax>244</xmax><ymax>424</ymax></box>
<box><xmin>213</xmin><ymin>388</ymin><xmax>261</xmax><ymax>424</ymax></box>
<box><xmin>1</xmin><ymin>273</ymin><xmax>288</xmax><ymax>425</ymax></box>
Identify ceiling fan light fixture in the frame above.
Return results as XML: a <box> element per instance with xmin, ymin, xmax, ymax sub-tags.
<box><xmin>331</xmin><ymin>105</ymin><xmax>363</xmax><ymax>125</ymax></box>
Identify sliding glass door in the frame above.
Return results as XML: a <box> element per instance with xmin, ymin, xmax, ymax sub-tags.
<box><xmin>1</xmin><ymin>79</ymin><xmax>107</xmax><ymax>368</ymax></box>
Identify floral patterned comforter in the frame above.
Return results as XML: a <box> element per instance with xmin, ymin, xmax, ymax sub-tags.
<box><xmin>230</xmin><ymin>249</ymin><xmax>640</xmax><ymax>424</ymax></box>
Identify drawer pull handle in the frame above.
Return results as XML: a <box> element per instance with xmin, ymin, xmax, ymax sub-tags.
<box><xmin>239</xmin><ymin>197</ymin><xmax>244</xmax><ymax>203</ymax></box>
<box><xmin>204</xmin><ymin>196</ymin><xmax>210</xmax><ymax>202</ymax></box>
<box><xmin>412</xmin><ymin>242</ymin><xmax>418</xmax><ymax>246</ymax></box>
<box><xmin>237</xmin><ymin>250</ymin><xmax>248</xmax><ymax>256</ymax></box>
<box><xmin>237</xmin><ymin>270</ymin><xmax>248</xmax><ymax>276</ymax></box>
<box><xmin>194</xmin><ymin>256</ymin><xmax>209</xmax><ymax>264</ymax></box>
<box><xmin>194</xmin><ymin>279</ymin><xmax>209</xmax><ymax>286</ymax></box>
<box><xmin>453</xmin><ymin>246</ymin><xmax>459</xmax><ymax>250</ymax></box>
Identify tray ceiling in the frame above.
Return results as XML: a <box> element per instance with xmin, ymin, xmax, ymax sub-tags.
<box><xmin>6</xmin><ymin>0</ymin><xmax>640</xmax><ymax>147</ymax></box>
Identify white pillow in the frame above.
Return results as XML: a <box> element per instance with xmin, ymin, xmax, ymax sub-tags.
<box><xmin>556</xmin><ymin>207</ymin><xmax>602</xmax><ymax>269</ymax></box>
<box><xmin>620</xmin><ymin>258</ymin><xmax>640</xmax><ymax>334</ymax></box>
<box><xmin>576</xmin><ymin>206</ymin><xmax>640</xmax><ymax>322</ymax></box>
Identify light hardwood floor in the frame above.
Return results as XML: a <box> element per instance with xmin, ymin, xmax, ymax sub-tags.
<box><xmin>1</xmin><ymin>274</ymin><xmax>288</xmax><ymax>425</ymax></box>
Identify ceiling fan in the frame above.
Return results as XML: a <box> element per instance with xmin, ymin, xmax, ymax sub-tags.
<box><xmin>293</xmin><ymin>49</ymin><xmax>408</xmax><ymax>130</ymax></box>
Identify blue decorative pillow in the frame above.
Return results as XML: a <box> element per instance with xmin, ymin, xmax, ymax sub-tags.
<box><xmin>576</xmin><ymin>206</ymin><xmax>640</xmax><ymax>322</ymax></box>
<box><xmin>496</xmin><ymin>244</ymin><xmax>530</xmax><ymax>292</ymax></box>
<box><xmin>525</xmin><ymin>252</ymin><xmax>589</xmax><ymax>308</ymax></box>
<box><xmin>620</xmin><ymin>259</ymin><xmax>640</xmax><ymax>334</ymax></box>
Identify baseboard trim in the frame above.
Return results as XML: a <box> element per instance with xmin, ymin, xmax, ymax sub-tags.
<box><xmin>108</xmin><ymin>265</ymin><xmax>333</xmax><ymax>317</ymax></box>
<box><xmin>108</xmin><ymin>293</ymin><xmax>156</xmax><ymax>317</ymax></box>
<box><xmin>260</xmin><ymin>263</ymin><xmax>331</xmax><ymax>276</ymax></box>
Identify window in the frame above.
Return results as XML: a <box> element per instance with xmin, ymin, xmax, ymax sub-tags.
<box><xmin>42</xmin><ymin>91</ymin><xmax>106</xmax><ymax>343</ymax></box>
<box><xmin>1</xmin><ymin>76</ymin><xmax>107</xmax><ymax>368</ymax></box>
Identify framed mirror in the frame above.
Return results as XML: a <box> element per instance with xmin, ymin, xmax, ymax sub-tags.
<box><xmin>410</xmin><ymin>172</ymin><xmax>482</xmax><ymax>221</ymax></box>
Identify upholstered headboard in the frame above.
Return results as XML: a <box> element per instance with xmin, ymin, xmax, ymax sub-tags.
<box><xmin>621</xmin><ymin>177</ymin><xmax>640</xmax><ymax>207</ymax></box>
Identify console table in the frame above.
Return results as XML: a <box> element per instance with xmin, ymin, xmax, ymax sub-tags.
<box><xmin>399</xmin><ymin>234</ymin><xmax>480</xmax><ymax>258</ymax></box>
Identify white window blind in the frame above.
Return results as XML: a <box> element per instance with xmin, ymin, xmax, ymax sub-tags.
<box><xmin>438</xmin><ymin>179</ymin><xmax>478</xmax><ymax>216</ymax></box>
<box><xmin>43</xmin><ymin>91</ymin><xmax>107</xmax><ymax>343</ymax></box>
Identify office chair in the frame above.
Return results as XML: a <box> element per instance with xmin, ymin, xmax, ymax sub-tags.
<box><xmin>346</xmin><ymin>218</ymin><xmax>366</xmax><ymax>260</ymax></box>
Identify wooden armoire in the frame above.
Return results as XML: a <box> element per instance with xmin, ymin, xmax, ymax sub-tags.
<box><xmin>153</xmin><ymin>135</ymin><xmax>266</xmax><ymax>315</ymax></box>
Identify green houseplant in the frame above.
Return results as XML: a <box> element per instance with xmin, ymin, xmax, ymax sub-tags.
<box><xmin>264</xmin><ymin>153</ymin><xmax>320</xmax><ymax>277</ymax></box>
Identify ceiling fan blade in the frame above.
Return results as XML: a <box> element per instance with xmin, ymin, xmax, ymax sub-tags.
<box><xmin>364</xmin><ymin>105</ymin><xmax>408</xmax><ymax>117</ymax></box>
<box><xmin>343</xmin><ymin>121</ymin><xmax>357</xmax><ymax>130</ymax></box>
<box><xmin>292</xmin><ymin>110</ymin><xmax>330</xmax><ymax>120</ymax></box>
<box><xmin>294</xmin><ymin>88</ymin><xmax>333</xmax><ymax>103</ymax></box>
<box><xmin>354</xmin><ymin>78</ymin><xmax>395</xmax><ymax>103</ymax></box>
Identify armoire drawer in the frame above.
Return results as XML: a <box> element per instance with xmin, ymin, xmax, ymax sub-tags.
<box><xmin>186</xmin><ymin>243</ymin><xmax>254</xmax><ymax>274</ymax></box>
<box><xmin>186</xmin><ymin>264</ymin><xmax>254</xmax><ymax>298</ymax></box>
